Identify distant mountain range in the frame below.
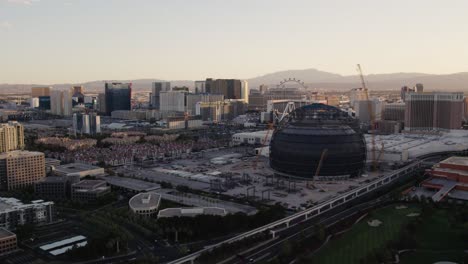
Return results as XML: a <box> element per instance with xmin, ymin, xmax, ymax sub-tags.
<box><xmin>247</xmin><ymin>69</ymin><xmax>468</xmax><ymax>91</ymax></box>
<box><xmin>1</xmin><ymin>68</ymin><xmax>467</xmax><ymax>94</ymax></box>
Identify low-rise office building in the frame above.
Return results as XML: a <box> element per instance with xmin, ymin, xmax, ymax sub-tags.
<box><xmin>34</xmin><ymin>176</ymin><xmax>80</xmax><ymax>200</ymax></box>
<box><xmin>422</xmin><ymin>156</ymin><xmax>468</xmax><ymax>202</ymax></box>
<box><xmin>71</xmin><ymin>180</ymin><xmax>110</xmax><ymax>202</ymax></box>
<box><xmin>53</xmin><ymin>163</ymin><xmax>105</xmax><ymax>178</ymax></box>
<box><xmin>0</xmin><ymin>197</ymin><xmax>55</xmax><ymax>230</ymax></box>
<box><xmin>0</xmin><ymin>228</ymin><xmax>17</xmax><ymax>256</ymax></box>
<box><xmin>45</xmin><ymin>158</ymin><xmax>61</xmax><ymax>174</ymax></box>
<box><xmin>157</xmin><ymin>207</ymin><xmax>227</xmax><ymax>218</ymax></box>
<box><xmin>129</xmin><ymin>192</ymin><xmax>161</xmax><ymax>217</ymax></box>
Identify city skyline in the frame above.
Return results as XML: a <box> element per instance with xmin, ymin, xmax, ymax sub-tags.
<box><xmin>1</xmin><ymin>0</ymin><xmax>468</xmax><ymax>83</ymax></box>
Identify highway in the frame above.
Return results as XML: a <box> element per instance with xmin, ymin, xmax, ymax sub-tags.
<box><xmin>229</xmin><ymin>196</ymin><xmax>391</xmax><ymax>264</ymax></box>
<box><xmin>164</xmin><ymin>159</ymin><xmax>423</xmax><ymax>264</ymax></box>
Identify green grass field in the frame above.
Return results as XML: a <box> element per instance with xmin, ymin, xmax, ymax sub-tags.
<box><xmin>399</xmin><ymin>208</ymin><xmax>466</xmax><ymax>264</ymax></box>
<box><xmin>307</xmin><ymin>205</ymin><xmax>420</xmax><ymax>264</ymax></box>
<box><xmin>305</xmin><ymin>204</ymin><xmax>467</xmax><ymax>264</ymax></box>
<box><xmin>400</xmin><ymin>250</ymin><xmax>465</xmax><ymax>264</ymax></box>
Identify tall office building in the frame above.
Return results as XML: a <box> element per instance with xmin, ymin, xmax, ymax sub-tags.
<box><xmin>353</xmin><ymin>99</ymin><xmax>385</xmax><ymax>122</ymax></box>
<box><xmin>241</xmin><ymin>80</ymin><xmax>249</xmax><ymax>103</ymax></box>
<box><xmin>73</xmin><ymin>86</ymin><xmax>84</xmax><ymax>94</ymax></box>
<box><xmin>401</xmin><ymin>84</ymin><xmax>423</xmax><ymax>102</ymax></box>
<box><xmin>194</xmin><ymin>81</ymin><xmax>206</xmax><ymax>93</ymax></box>
<box><xmin>73</xmin><ymin>113</ymin><xmax>101</xmax><ymax>135</ymax></box>
<box><xmin>186</xmin><ymin>94</ymin><xmax>224</xmax><ymax>115</ymax></box>
<box><xmin>259</xmin><ymin>84</ymin><xmax>268</xmax><ymax>94</ymax></box>
<box><xmin>381</xmin><ymin>103</ymin><xmax>406</xmax><ymax>121</ymax></box>
<box><xmin>405</xmin><ymin>92</ymin><xmax>464</xmax><ymax>131</ymax></box>
<box><xmin>72</xmin><ymin>86</ymin><xmax>85</xmax><ymax>106</ymax></box>
<box><xmin>196</xmin><ymin>100</ymin><xmax>247</xmax><ymax>122</ymax></box>
<box><xmin>401</xmin><ymin>86</ymin><xmax>410</xmax><ymax>102</ymax></box>
<box><xmin>464</xmin><ymin>97</ymin><xmax>468</xmax><ymax>122</ymax></box>
<box><xmin>151</xmin><ymin>82</ymin><xmax>171</xmax><ymax>109</ymax></box>
<box><xmin>160</xmin><ymin>91</ymin><xmax>186</xmax><ymax>112</ymax></box>
<box><xmin>38</xmin><ymin>96</ymin><xmax>51</xmax><ymax>110</ymax></box>
<box><xmin>50</xmin><ymin>88</ymin><xmax>73</xmax><ymax>116</ymax></box>
<box><xmin>97</xmin><ymin>93</ymin><xmax>106</xmax><ymax>114</ymax></box>
<box><xmin>205</xmin><ymin>79</ymin><xmax>242</xmax><ymax>100</ymax></box>
<box><xmin>349</xmin><ymin>88</ymin><xmax>368</xmax><ymax>108</ymax></box>
<box><xmin>0</xmin><ymin>151</ymin><xmax>45</xmax><ymax>190</ymax></box>
<box><xmin>30</xmin><ymin>97</ymin><xmax>39</xmax><ymax>108</ymax></box>
<box><xmin>414</xmin><ymin>83</ymin><xmax>424</xmax><ymax>93</ymax></box>
<box><xmin>104</xmin><ymin>83</ymin><xmax>132</xmax><ymax>115</ymax></box>
<box><xmin>0</xmin><ymin>122</ymin><xmax>24</xmax><ymax>153</ymax></box>
<box><xmin>31</xmin><ymin>87</ymin><xmax>51</xmax><ymax>97</ymax></box>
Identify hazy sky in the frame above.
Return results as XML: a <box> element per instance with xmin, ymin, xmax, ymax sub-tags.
<box><xmin>1</xmin><ymin>0</ymin><xmax>468</xmax><ymax>84</ymax></box>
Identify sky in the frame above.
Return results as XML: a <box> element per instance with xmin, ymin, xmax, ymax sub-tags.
<box><xmin>1</xmin><ymin>0</ymin><xmax>468</xmax><ymax>84</ymax></box>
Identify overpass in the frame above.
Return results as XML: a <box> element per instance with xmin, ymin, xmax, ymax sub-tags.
<box><xmin>165</xmin><ymin>160</ymin><xmax>423</xmax><ymax>264</ymax></box>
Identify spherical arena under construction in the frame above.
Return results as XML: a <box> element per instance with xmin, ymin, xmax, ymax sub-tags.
<box><xmin>269</xmin><ymin>103</ymin><xmax>366</xmax><ymax>180</ymax></box>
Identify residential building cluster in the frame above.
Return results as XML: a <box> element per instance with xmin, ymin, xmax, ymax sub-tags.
<box><xmin>47</xmin><ymin>139</ymin><xmax>227</xmax><ymax>166</ymax></box>
<box><xmin>35</xmin><ymin>137</ymin><xmax>97</xmax><ymax>151</ymax></box>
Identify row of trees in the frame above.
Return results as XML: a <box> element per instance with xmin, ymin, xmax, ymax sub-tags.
<box><xmin>155</xmin><ymin>204</ymin><xmax>285</xmax><ymax>243</ymax></box>
<box><xmin>100</xmin><ymin>203</ymin><xmax>285</xmax><ymax>243</ymax></box>
<box><xmin>66</xmin><ymin>213</ymin><xmax>134</xmax><ymax>260</ymax></box>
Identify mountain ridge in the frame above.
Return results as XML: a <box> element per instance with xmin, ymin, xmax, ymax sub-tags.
<box><xmin>1</xmin><ymin>68</ymin><xmax>468</xmax><ymax>93</ymax></box>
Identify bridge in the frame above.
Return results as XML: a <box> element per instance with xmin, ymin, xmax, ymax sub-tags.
<box><xmin>165</xmin><ymin>160</ymin><xmax>423</xmax><ymax>264</ymax></box>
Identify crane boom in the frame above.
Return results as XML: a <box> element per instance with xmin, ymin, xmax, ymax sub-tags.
<box><xmin>356</xmin><ymin>64</ymin><xmax>377</xmax><ymax>171</ymax></box>
<box><xmin>307</xmin><ymin>149</ymin><xmax>328</xmax><ymax>191</ymax></box>
<box><xmin>253</xmin><ymin>122</ymin><xmax>274</xmax><ymax>170</ymax></box>
<box><xmin>314</xmin><ymin>149</ymin><xmax>328</xmax><ymax>176</ymax></box>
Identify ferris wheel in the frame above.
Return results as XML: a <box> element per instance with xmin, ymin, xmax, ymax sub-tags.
<box><xmin>276</xmin><ymin>78</ymin><xmax>307</xmax><ymax>89</ymax></box>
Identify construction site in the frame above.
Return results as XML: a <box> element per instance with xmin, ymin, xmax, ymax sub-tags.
<box><xmin>115</xmin><ymin>97</ymin><xmax>392</xmax><ymax>210</ymax></box>
<box><xmin>113</xmin><ymin>67</ymin><xmax>468</xmax><ymax>211</ymax></box>
<box><xmin>115</xmin><ymin>145</ymin><xmax>386</xmax><ymax>209</ymax></box>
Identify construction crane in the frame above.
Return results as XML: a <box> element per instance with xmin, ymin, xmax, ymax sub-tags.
<box><xmin>375</xmin><ymin>142</ymin><xmax>385</xmax><ymax>167</ymax></box>
<box><xmin>357</xmin><ymin>64</ymin><xmax>377</xmax><ymax>171</ymax></box>
<box><xmin>315</xmin><ymin>149</ymin><xmax>329</xmax><ymax>176</ymax></box>
<box><xmin>307</xmin><ymin>149</ymin><xmax>328</xmax><ymax>190</ymax></box>
<box><xmin>252</xmin><ymin>122</ymin><xmax>274</xmax><ymax>170</ymax></box>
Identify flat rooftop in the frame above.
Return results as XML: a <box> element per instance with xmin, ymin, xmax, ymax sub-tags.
<box><xmin>0</xmin><ymin>197</ymin><xmax>53</xmax><ymax>212</ymax></box>
<box><xmin>367</xmin><ymin>130</ymin><xmax>468</xmax><ymax>160</ymax></box>
<box><xmin>37</xmin><ymin>176</ymin><xmax>68</xmax><ymax>183</ymax></box>
<box><xmin>129</xmin><ymin>192</ymin><xmax>161</xmax><ymax>210</ymax></box>
<box><xmin>433</xmin><ymin>167</ymin><xmax>468</xmax><ymax>177</ymax></box>
<box><xmin>55</xmin><ymin>163</ymin><xmax>103</xmax><ymax>173</ymax></box>
<box><xmin>448</xmin><ymin>189</ymin><xmax>468</xmax><ymax>201</ymax></box>
<box><xmin>72</xmin><ymin>180</ymin><xmax>106</xmax><ymax>189</ymax></box>
<box><xmin>103</xmin><ymin>176</ymin><xmax>161</xmax><ymax>192</ymax></box>
<box><xmin>0</xmin><ymin>228</ymin><xmax>15</xmax><ymax>238</ymax></box>
<box><xmin>440</xmin><ymin>156</ymin><xmax>468</xmax><ymax>166</ymax></box>
<box><xmin>0</xmin><ymin>150</ymin><xmax>44</xmax><ymax>159</ymax></box>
